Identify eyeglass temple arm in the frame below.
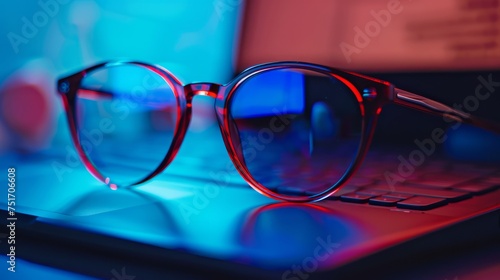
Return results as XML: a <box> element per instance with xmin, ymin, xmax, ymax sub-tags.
<box><xmin>393</xmin><ymin>88</ymin><xmax>500</xmax><ymax>134</ymax></box>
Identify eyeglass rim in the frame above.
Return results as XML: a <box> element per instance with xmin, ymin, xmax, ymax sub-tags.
<box><xmin>219</xmin><ymin>62</ymin><xmax>389</xmax><ymax>202</ymax></box>
<box><xmin>57</xmin><ymin>61</ymin><xmax>189</xmax><ymax>189</ymax></box>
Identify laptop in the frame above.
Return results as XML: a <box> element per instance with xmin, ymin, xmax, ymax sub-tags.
<box><xmin>1</xmin><ymin>0</ymin><xmax>499</xmax><ymax>279</ymax></box>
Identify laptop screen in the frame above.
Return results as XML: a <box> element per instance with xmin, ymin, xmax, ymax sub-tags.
<box><xmin>237</xmin><ymin>0</ymin><xmax>500</xmax><ymax>72</ymax></box>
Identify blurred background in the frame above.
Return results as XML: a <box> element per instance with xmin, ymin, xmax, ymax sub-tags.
<box><xmin>0</xmin><ymin>0</ymin><xmax>499</xmax><ymax>164</ymax></box>
<box><xmin>0</xmin><ymin>0</ymin><xmax>243</xmax><ymax>158</ymax></box>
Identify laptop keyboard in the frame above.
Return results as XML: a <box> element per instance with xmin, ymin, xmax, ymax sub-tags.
<box><xmin>327</xmin><ymin>152</ymin><xmax>500</xmax><ymax>211</ymax></box>
<box><xmin>165</xmin><ymin>147</ymin><xmax>499</xmax><ymax>211</ymax></box>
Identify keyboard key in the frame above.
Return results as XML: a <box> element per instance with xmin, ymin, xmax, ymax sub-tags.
<box><xmin>452</xmin><ymin>183</ymin><xmax>499</xmax><ymax>195</ymax></box>
<box><xmin>383</xmin><ymin>192</ymin><xmax>414</xmax><ymax>199</ymax></box>
<box><xmin>356</xmin><ymin>189</ymin><xmax>388</xmax><ymax>196</ymax></box>
<box><xmin>397</xmin><ymin>196</ymin><xmax>447</xmax><ymax>210</ymax></box>
<box><xmin>377</xmin><ymin>185</ymin><xmax>472</xmax><ymax>202</ymax></box>
<box><xmin>369</xmin><ymin>196</ymin><xmax>401</xmax><ymax>207</ymax></box>
<box><xmin>340</xmin><ymin>193</ymin><xmax>373</xmax><ymax>203</ymax></box>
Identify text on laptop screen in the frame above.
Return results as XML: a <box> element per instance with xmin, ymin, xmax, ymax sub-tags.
<box><xmin>238</xmin><ymin>0</ymin><xmax>500</xmax><ymax>71</ymax></box>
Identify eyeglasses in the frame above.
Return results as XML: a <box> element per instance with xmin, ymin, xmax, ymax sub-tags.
<box><xmin>57</xmin><ymin>61</ymin><xmax>500</xmax><ymax>202</ymax></box>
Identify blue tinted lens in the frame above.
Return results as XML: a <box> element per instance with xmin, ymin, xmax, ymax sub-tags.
<box><xmin>229</xmin><ymin>68</ymin><xmax>363</xmax><ymax>196</ymax></box>
<box><xmin>76</xmin><ymin>64</ymin><xmax>178</xmax><ymax>187</ymax></box>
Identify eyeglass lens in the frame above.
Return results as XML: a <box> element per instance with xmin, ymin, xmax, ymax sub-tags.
<box><xmin>228</xmin><ymin>68</ymin><xmax>363</xmax><ymax>197</ymax></box>
<box><xmin>76</xmin><ymin>64</ymin><xmax>178</xmax><ymax>186</ymax></box>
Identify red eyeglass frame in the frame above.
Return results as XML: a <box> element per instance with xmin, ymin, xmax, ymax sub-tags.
<box><xmin>57</xmin><ymin>61</ymin><xmax>500</xmax><ymax>202</ymax></box>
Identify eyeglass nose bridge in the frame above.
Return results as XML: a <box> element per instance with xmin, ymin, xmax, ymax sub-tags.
<box><xmin>184</xmin><ymin>83</ymin><xmax>220</xmax><ymax>100</ymax></box>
